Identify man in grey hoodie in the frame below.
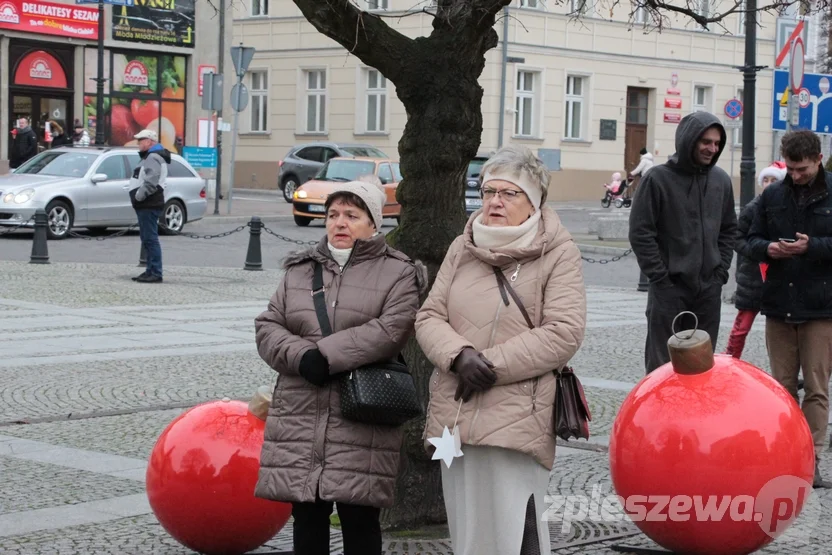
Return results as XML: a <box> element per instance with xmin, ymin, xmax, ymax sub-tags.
<box><xmin>128</xmin><ymin>129</ymin><xmax>171</xmax><ymax>284</ymax></box>
<box><xmin>629</xmin><ymin>111</ymin><xmax>737</xmax><ymax>373</ymax></box>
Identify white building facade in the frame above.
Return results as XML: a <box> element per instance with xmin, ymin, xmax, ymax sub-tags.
<box><xmin>230</xmin><ymin>0</ymin><xmax>821</xmax><ymax>201</ymax></box>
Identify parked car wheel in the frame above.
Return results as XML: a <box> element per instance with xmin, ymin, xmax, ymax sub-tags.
<box><xmin>282</xmin><ymin>175</ymin><xmax>299</xmax><ymax>203</ymax></box>
<box><xmin>45</xmin><ymin>199</ymin><xmax>73</xmax><ymax>240</ymax></box>
<box><xmin>160</xmin><ymin>200</ymin><xmax>186</xmax><ymax>234</ymax></box>
<box><xmin>294</xmin><ymin>215</ymin><xmax>312</xmax><ymax>227</ymax></box>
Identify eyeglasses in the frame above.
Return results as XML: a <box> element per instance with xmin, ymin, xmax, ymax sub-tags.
<box><xmin>481</xmin><ymin>187</ymin><xmax>526</xmax><ymax>202</ymax></box>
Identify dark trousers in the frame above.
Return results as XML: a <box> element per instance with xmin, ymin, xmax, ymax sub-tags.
<box><xmin>136</xmin><ymin>208</ymin><xmax>162</xmax><ymax>277</ymax></box>
<box><xmin>644</xmin><ymin>282</ymin><xmax>722</xmax><ymax>374</ymax></box>
<box><xmin>292</xmin><ymin>499</ymin><xmax>382</xmax><ymax>555</ymax></box>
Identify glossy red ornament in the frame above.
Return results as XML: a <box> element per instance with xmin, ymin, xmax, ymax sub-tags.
<box><xmin>610</xmin><ymin>327</ymin><xmax>815</xmax><ymax>555</ymax></box>
<box><xmin>146</xmin><ymin>398</ymin><xmax>291</xmax><ymax>555</ymax></box>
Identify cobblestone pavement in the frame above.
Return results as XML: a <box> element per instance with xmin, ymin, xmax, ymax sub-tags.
<box><xmin>1</xmin><ymin>260</ymin><xmax>830</xmax><ymax>554</ymax></box>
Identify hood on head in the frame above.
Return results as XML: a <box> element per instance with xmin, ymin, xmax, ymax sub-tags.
<box><xmin>670</xmin><ymin>111</ymin><xmax>726</xmax><ymax>171</ymax></box>
<box><xmin>642</xmin><ymin>152</ymin><xmax>654</xmax><ymax>161</ymax></box>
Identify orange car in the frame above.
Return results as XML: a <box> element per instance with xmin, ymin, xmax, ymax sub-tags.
<box><xmin>292</xmin><ymin>157</ymin><xmax>402</xmax><ymax>226</ymax></box>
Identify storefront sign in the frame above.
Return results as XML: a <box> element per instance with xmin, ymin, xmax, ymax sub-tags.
<box><xmin>123</xmin><ymin>60</ymin><xmax>149</xmax><ymax>87</ymax></box>
<box><xmin>112</xmin><ymin>0</ymin><xmax>195</xmax><ymax>48</ymax></box>
<box><xmin>664</xmin><ymin>98</ymin><xmax>682</xmax><ymax>109</ymax></box>
<box><xmin>664</xmin><ymin>113</ymin><xmax>682</xmax><ymax>124</ymax></box>
<box><xmin>29</xmin><ymin>56</ymin><xmax>52</xmax><ymax>79</ymax></box>
<box><xmin>0</xmin><ymin>0</ymin><xmax>98</xmax><ymax>39</ymax></box>
<box><xmin>14</xmin><ymin>50</ymin><xmax>67</xmax><ymax>87</ymax></box>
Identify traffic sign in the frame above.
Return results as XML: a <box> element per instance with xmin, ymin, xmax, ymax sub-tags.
<box><xmin>231</xmin><ymin>83</ymin><xmax>249</xmax><ymax>112</ymax></box>
<box><xmin>201</xmin><ymin>73</ymin><xmax>224</xmax><ymax>112</ymax></box>
<box><xmin>182</xmin><ymin>147</ymin><xmax>217</xmax><ymax>169</ymax></box>
<box><xmin>230</xmin><ymin>46</ymin><xmax>256</xmax><ymax>79</ymax></box>
<box><xmin>776</xmin><ymin>18</ymin><xmax>806</xmax><ymax>68</ymax></box>
<box><xmin>772</xmin><ymin>69</ymin><xmax>832</xmax><ymax>134</ymax></box>
<box><xmin>798</xmin><ymin>88</ymin><xmax>811</xmax><ymax>108</ymax></box>
<box><xmin>790</xmin><ymin>37</ymin><xmax>805</xmax><ymax>92</ymax></box>
<box><xmin>725</xmin><ymin>98</ymin><xmax>743</xmax><ymax>119</ymax></box>
<box><xmin>780</xmin><ymin>86</ymin><xmax>790</xmax><ymax>107</ymax></box>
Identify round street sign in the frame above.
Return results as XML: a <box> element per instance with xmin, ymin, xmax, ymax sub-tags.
<box><xmin>231</xmin><ymin>83</ymin><xmax>249</xmax><ymax>112</ymax></box>
<box><xmin>798</xmin><ymin>88</ymin><xmax>811</xmax><ymax>108</ymax></box>
<box><xmin>790</xmin><ymin>37</ymin><xmax>805</xmax><ymax>93</ymax></box>
<box><xmin>724</xmin><ymin>98</ymin><xmax>743</xmax><ymax>119</ymax></box>
<box><xmin>821</xmin><ymin>77</ymin><xmax>831</xmax><ymax>95</ymax></box>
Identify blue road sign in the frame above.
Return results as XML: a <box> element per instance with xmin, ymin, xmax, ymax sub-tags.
<box><xmin>772</xmin><ymin>69</ymin><xmax>832</xmax><ymax>134</ymax></box>
<box><xmin>76</xmin><ymin>0</ymin><xmax>134</xmax><ymax>5</ymax></box>
<box><xmin>725</xmin><ymin>99</ymin><xmax>743</xmax><ymax>119</ymax></box>
<box><xmin>182</xmin><ymin>147</ymin><xmax>217</xmax><ymax>170</ymax></box>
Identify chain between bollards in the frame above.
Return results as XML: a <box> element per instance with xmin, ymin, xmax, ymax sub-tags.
<box><xmin>29</xmin><ymin>209</ymin><xmax>49</xmax><ymax>264</ymax></box>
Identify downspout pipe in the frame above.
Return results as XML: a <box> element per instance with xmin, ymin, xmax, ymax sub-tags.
<box><xmin>497</xmin><ymin>5</ymin><xmax>509</xmax><ymax>148</ymax></box>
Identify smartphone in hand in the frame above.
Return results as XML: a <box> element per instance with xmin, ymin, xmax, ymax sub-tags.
<box><xmin>779</xmin><ymin>237</ymin><xmax>797</xmax><ymax>243</ymax></box>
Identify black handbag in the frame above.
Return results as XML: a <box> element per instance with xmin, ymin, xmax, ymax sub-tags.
<box><xmin>311</xmin><ymin>261</ymin><xmax>423</xmax><ymax>427</ymax></box>
<box><xmin>493</xmin><ymin>266</ymin><xmax>591</xmax><ymax>441</ymax></box>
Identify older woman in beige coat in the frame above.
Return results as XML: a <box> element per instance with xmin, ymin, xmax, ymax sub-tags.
<box><xmin>415</xmin><ymin>145</ymin><xmax>587</xmax><ymax>555</ymax></box>
<box><xmin>254</xmin><ymin>180</ymin><xmax>424</xmax><ymax>555</ymax></box>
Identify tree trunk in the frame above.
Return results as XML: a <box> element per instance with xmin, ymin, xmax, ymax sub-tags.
<box><xmin>382</xmin><ymin>33</ymin><xmax>494</xmax><ymax>530</ymax></box>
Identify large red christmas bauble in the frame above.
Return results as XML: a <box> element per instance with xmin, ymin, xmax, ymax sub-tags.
<box><xmin>610</xmin><ymin>329</ymin><xmax>815</xmax><ymax>555</ymax></box>
<box><xmin>146</xmin><ymin>398</ymin><xmax>291</xmax><ymax>555</ymax></box>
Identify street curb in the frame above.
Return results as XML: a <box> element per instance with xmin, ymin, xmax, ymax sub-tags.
<box><xmin>577</xmin><ymin>243</ymin><xmax>630</xmax><ymax>256</ymax></box>
<box><xmin>192</xmin><ymin>214</ymin><xmax>294</xmax><ymax>226</ymax></box>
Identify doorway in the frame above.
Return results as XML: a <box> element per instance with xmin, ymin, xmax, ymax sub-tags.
<box><xmin>11</xmin><ymin>95</ymin><xmax>71</xmax><ymax>151</ymax></box>
<box><xmin>624</xmin><ymin>87</ymin><xmax>649</xmax><ymax>174</ymax></box>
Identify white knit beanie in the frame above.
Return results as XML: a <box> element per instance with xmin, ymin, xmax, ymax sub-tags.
<box><xmin>758</xmin><ymin>163</ymin><xmax>786</xmax><ymax>188</ymax></box>
<box><xmin>481</xmin><ymin>169</ymin><xmax>543</xmax><ymax>212</ymax></box>
<box><xmin>328</xmin><ymin>181</ymin><xmax>385</xmax><ymax>229</ymax></box>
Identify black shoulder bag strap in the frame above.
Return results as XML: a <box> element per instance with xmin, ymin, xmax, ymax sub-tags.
<box><xmin>493</xmin><ymin>266</ymin><xmax>534</xmax><ymax>330</ymax></box>
<box><xmin>312</xmin><ymin>262</ymin><xmax>333</xmax><ymax>337</ymax></box>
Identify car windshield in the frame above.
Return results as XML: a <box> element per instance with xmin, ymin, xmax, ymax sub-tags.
<box><xmin>467</xmin><ymin>159</ymin><xmax>487</xmax><ymax>179</ymax></box>
<box><xmin>315</xmin><ymin>159</ymin><xmax>377</xmax><ymax>182</ymax></box>
<box><xmin>341</xmin><ymin>146</ymin><xmax>388</xmax><ymax>158</ymax></box>
<box><xmin>15</xmin><ymin>151</ymin><xmax>98</xmax><ymax>177</ymax></box>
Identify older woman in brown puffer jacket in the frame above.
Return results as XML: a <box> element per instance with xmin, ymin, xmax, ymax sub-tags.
<box><xmin>253</xmin><ymin>179</ymin><xmax>425</xmax><ymax>555</ymax></box>
<box><xmin>416</xmin><ymin>145</ymin><xmax>587</xmax><ymax>555</ymax></box>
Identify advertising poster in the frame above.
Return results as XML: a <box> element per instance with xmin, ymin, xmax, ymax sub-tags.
<box><xmin>111</xmin><ymin>0</ymin><xmax>195</xmax><ymax>48</ymax></box>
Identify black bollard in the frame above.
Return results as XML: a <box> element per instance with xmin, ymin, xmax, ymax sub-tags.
<box><xmin>244</xmin><ymin>216</ymin><xmax>263</xmax><ymax>271</ymax></box>
<box><xmin>637</xmin><ymin>270</ymin><xmax>649</xmax><ymax>292</ymax></box>
<box><xmin>29</xmin><ymin>208</ymin><xmax>49</xmax><ymax>264</ymax></box>
<box><xmin>138</xmin><ymin>243</ymin><xmax>147</xmax><ymax>267</ymax></box>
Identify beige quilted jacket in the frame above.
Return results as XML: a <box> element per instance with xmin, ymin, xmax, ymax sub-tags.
<box><xmin>415</xmin><ymin>206</ymin><xmax>587</xmax><ymax>470</ymax></box>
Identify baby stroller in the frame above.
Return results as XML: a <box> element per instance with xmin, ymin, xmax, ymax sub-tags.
<box><xmin>601</xmin><ymin>173</ymin><xmax>632</xmax><ymax>208</ymax></box>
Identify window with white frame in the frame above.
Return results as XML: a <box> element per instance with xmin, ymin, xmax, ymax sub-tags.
<box><xmin>250</xmin><ymin>70</ymin><xmax>268</xmax><ymax>132</ymax></box>
<box><xmin>570</xmin><ymin>0</ymin><xmax>589</xmax><ymax>14</ymax></box>
<box><xmin>737</xmin><ymin>0</ymin><xmax>746</xmax><ymax>35</ymax></box>
<box><xmin>251</xmin><ymin>0</ymin><xmax>268</xmax><ymax>16</ymax></box>
<box><xmin>366</xmin><ymin>0</ymin><xmax>388</xmax><ymax>9</ymax></box>
<box><xmin>304</xmin><ymin>70</ymin><xmax>327</xmax><ymax>133</ymax></box>
<box><xmin>733</xmin><ymin>88</ymin><xmax>743</xmax><ymax>145</ymax></box>
<box><xmin>365</xmin><ymin>69</ymin><xmax>387</xmax><ymax>133</ymax></box>
<box><xmin>693</xmin><ymin>85</ymin><xmax>712</xmax><ymax>112</ymax></box>
<box><xmin>520</xmin><ymin>0</ymin><xmax>539</xmax><ymax>8</ymax></box>
<box><xmin>515</xmin><ymin>70</ymin><xmax>538</xmax><ymax>137</ymax></box>
<box><xmin>564</xmin><ymin>75</ymin><xmax>587</xmax><ymax>140</ymax></box>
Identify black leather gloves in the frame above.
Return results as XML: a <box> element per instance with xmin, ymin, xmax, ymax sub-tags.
<box><xmin>452</xmin><ymin>347</ymin><xmax>497</xmax><ymax>402</ymax></box>
<box><xmin>299</xmin><ymin>349</ymin><xmax>330</xmax><ymax>387</ymax></box>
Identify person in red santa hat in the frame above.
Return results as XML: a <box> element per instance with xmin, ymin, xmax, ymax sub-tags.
<box><xmin>726</xmin><ymin>160</ymin><xmax>787</xmax><ymax>358</ymax></box>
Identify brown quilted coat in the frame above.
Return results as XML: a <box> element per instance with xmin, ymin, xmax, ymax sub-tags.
<box><xmin>415</xmin><ymin>206</ymin><xmax>587</xmax><ymax>470</ymax></box>
<box><xmin>253</xmin><ymin>234</ymin><xmax>425</xmax><ymax>508</ymax></box>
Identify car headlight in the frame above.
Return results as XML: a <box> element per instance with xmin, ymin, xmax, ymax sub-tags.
<box><xmin>13</xmin><ymin>189</ymin><xmax>34</xmax><ymax>204</ymax></box>
<box><xmin>2</xmin><ymin>193</ymin><xmax>12</xmax><ymax>203</ymax></box>
<box><xmin>296</xmin><ymin>190</ymin><xmax>308</xmax><ymax>199</ymax></box>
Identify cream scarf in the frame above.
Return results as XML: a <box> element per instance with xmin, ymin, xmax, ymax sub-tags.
<box><xmin>327</xmin><ymin>232</ymin><xmax>381</xmax><ymax>269</ymax></box>
<box><xmin>472</xmin><ymin>210</ymin><xmax>541</xmax><ymax>251</ymax></box>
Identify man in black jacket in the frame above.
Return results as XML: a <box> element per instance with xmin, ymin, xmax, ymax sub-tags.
<box><xmin>629</xmin><ymin>111</ymin><xmax>737</xmax><ymax>374</ymax></box>
<box><xmin>746</xmin><ymin>130</ymin><xmax>832</xmax><ymax>488</ymax></box>
<box><xmin>10</xmin><ymin>118</ymin><xmax>38</xmax><ymax>169</ymax></box>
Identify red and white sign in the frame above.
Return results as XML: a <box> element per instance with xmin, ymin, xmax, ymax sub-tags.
<box><xmin>798</xmin><ymin>88</ymin><xmax>811</xmax><ymax>108</ymax></box>
<box><xmin>666</xmin><ymin>88</ymin><xmax>681</xmax><ymax>96</ymax></box>
<box><xmin>790</xmin><ymin>37</ymin><xmax>805</xmax><ymax>92</ymax></box>
<box><xmin>29</xmin><ymin>56</ymin><xmax>52</xmax><ymax>79</ymax></box>
<box><xmin>198</xmin><ymin>65</ymin><xmax>217</xmax><ymax>96</ymax></box>
<box><xmin>124</xmin><ymin>60</ymin><xmax>149</xmax><ymax>87</ymax></box>
<box><xmin>665</xmin><ymin>98</ymin><xmax>682</xmax><ymax>109</ymax></box>
<box><xmin>664</xmin><ymin>113</ymin><xmax>682</xmax><ymax>124</ymax></box>
<box><xmin>821</xmin><ymin>77</ymin><xmax>830</xmax><ymax>95</ymax></box>
<box><xmin>0</xmin><ymin>0</ymin><xmax>98</xmax><ymax>40</ymax></box>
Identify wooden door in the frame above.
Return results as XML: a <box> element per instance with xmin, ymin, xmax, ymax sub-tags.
<box><xmin>624</xmin><ymin>87</ymin><xmax>649</xmax><ymax>173</ymax></box>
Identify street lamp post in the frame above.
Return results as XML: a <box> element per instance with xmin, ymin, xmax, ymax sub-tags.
<box><xmin>739</xmin><ymin>0</ymin><xmax>765</xmax><ymax>209</ymax></box>
<box><xmin>94</xmin><ymin>0</ymin><xmax>106</xmax><ymax>145</ymax></box>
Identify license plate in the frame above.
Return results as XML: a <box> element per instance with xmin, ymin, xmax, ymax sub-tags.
<box><xmin>465</xmin><ymin>198</ymin><xmax>482</xmax><ymax>207</ymax></box>
<box><xmin>307</xmin><ymin>204</ymin><xmax>325</xmax><ymax>213</ymax></box>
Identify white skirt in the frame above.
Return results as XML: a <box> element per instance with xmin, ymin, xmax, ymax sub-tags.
<box><xmin>441</xmin><ymin>444</ymin><xmax>551</xmax><ymax>555</ymax></box>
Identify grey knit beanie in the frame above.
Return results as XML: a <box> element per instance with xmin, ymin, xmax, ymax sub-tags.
<box><xmin>328</xmin><ymin>180</ymin><xmax>385</xmax><ymax>229</ymax></box>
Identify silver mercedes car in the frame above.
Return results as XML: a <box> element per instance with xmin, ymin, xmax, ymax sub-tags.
<box><xmin>0</xmin><ymin>146</ymin><xmax>208</xmax><ymax>239</ymax></box>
